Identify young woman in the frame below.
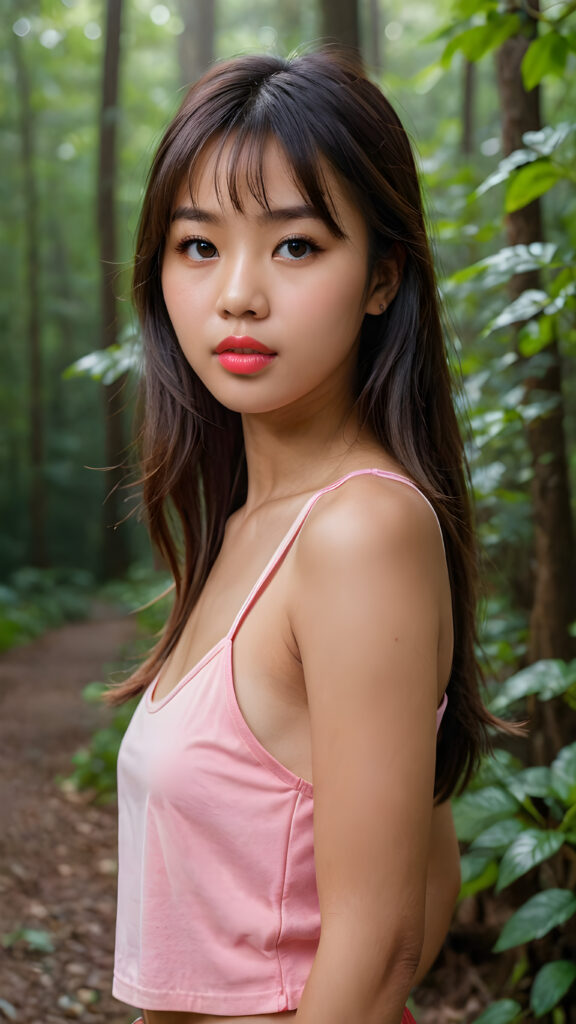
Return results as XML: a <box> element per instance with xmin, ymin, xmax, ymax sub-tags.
<box><xmin>108</xmin><ymin>50</ymin><xmax>504</xmax><ymax>1024</ymax></box>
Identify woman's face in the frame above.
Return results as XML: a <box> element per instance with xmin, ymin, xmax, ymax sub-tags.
<box><xmin>161</xmin><ymin>138</ymin><xmax>387</xmax><ymax>419</ymax></box>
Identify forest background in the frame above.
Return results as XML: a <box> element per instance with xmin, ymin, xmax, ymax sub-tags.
<box><xmin>1</xmin><ymin>0</ymin><xmax>576</xmax><ymax>1021</ymax></box>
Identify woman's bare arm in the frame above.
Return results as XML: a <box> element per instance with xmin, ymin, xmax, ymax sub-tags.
<box><xmin>290</xmin><ymin>477</ymin><xmax>451</xmax><ymax>1024</ymax></box>
<box><xmin>414</xmin><ymin>799</ymin><xmax>461</xmax><ymax>985</ymax></box>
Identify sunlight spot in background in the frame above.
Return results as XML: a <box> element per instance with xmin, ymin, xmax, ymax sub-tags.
<box><xmin>84</xmin><ymin>22</ymin><xmax>102</xmax><ymax>40</ymax></box>
<box><xmin>167</xmin><ymin>15</ymin><xmax>184</xmax><ymax>35</ymax></box>
<box><xmin>481</xmin><ymin>137</ymin><xmax>501</xmax><ymax>157</ymax></box>
<box><xmin>13</xmin><ymin>18</ymin><xmax>31</xmax><ymax>37</ymax></box>
<box><xmin>385</xmin><ymin>21</ymin><xmax>403</xmax><ymax>41</ymax></box>
<box><xmin>58</xmin><ymin>143</ymin><xmax>76</xmax><ymax>160</ymax></box>
<box><xmin>41</xmin><ymin>29</ymin><xmax>63</xmax><ymax>48</ymax></box>
<box><xmin>259</xmin><ymin>26</ymin><xmax>277</xmax><ymax>49</ymax></box>
<box><xmin>150</xmin><ymin>5</ymin><xmax>171</xmax><ymax>26</ymax></box>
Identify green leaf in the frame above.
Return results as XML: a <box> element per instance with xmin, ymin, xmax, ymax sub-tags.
<box><xmin>459</xmin><ymin>858</ymin><xmax>499</xmax><ymax>900</ymax></box>
<box><xmin>509</xmin><ymin>767</ymin><xmax>554</xmax><ymax>800</ymax></box>
<box><xmin>471</xmin><ymin>818</ymin><xmax>524</xmax><ymax>855</ymax></box>
<box><xmin>440</xmin><ymin>14</ymin><xmax>521</xmax><ymax>66</ymax></box>
<box><xmin>476</xmin><ymin>148</ymin><xmax>539</xmax><ymax>197</ymax></box>
<box><xmin>522</xmin><ymin>122</ymin><xmax>576</xmax><ymax>155</ymax></box>
<box><xmin>505</xmin><ymin>160</ymin><xmax>565</xmax><ymax>212</ymax></box>
<box><xmin>453</xmin><ymin>0</ymin><xmax>499</xmax><ymax>17</ymax></box>
<box><xmin>489</xmin><ymin>660</ymin><xmax>574</xmax><ymax>713</ymax></box>
<box><xmin>522</xmin><ymin>34</ymin><xmax>570</xmax><ymax>91</ymax></box>
<box><xmin>82</xmin><ymin>681</ymin><xmax>107</xmax><ymax>704</ymax></box>
<box><xmin>64</xmin><ymin>334</ymin><xmax>142</xmax><ymax>385</ymax></box>
<box><xmin>454</xmin><ymin>786</ymin><xmax>520</xmax><ymax>842</ymax></box>
<box><xmin>494</xmin><ymin>889</ymin><xmax>576</xmax><ymax>951</ymax></box>
<box><xmin>472</xmin><ymin>748</ymin><xmax>524</xmax><ymax>789</ymax></box>
<box><xmin>448</xmin><ymin>243</ymin><xmax>558</xmax><ymax>286</ymax></box>
<box><xmin>471</xmin><ymin>999</ymin><xmax>523</xmax><ymax>1024</ymax></box>
<box><xmin>518</xmin><ymin>316</ymin><xmax>556</xmax><ymax>358</ymax></box>
<box><xmin>461</xmin><ymin>851</ymin><xmax>496</xmax><ymax>883</ymax></box>
<box><xmin>497</xmin><ymin>829</ymin><xmax>565</xmax><ymax>891</ymax></box>
<box><xmin>1</xmin><ymin>928</ymin><xmax>54</xmax><ymax>953</ymax></box>
<box><xmin>551</xmin><ymin>743</ymin><xmax>576</xmax><ymax>803</ymax></box>
<box><xmin>531</xmin><ymin>960</ymin><xmax>576</xmax><ymax>1016</ymax></box>
<box><xmin>484</xmin><ymin>289</ymin><xmax>549</xmax><ymax>335</ymax></box>
<box><xmin>545</xmin><ymin>281</ymin><xmax>576</xmax><ymax>316</ymax></box>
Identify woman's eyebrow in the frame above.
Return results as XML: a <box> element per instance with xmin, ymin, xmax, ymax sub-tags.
<box><xmin>171</xmin><ymin>205</ymin><xmax>219</xmax><ymax>224</ymax></box>
<box><xmin>170</xmin><ymin>203</ymin><xmax>324</xmax><ymax>224</ymax></box>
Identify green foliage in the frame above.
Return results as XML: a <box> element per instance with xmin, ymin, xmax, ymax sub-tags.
<box><xmin>67</xmin><ymin>686</ymin><xmax>139</xmax><ymax>799</ymax></box>
<box><xmin>65</xmin><ymin>565</ymin><xmax>172</xmax><ymax>798</ymax></box>
<box><xmin>453</xmin><ymin>661</ymin><xmax>576</xmax><ymax>1018</ymax></box>
<box><xmin>472</xmin><ymin>1001</ymin><xmax>523</xmax><ymax>1024</ymax></box>
<box><xmin>64</xmin><ymin>327</ymin><xmax>142</xmax><ymax>385</ymax></box>
<box><xmin>422</xmin><ymin>0</ymin><xmax>576</xmax><ymax>723</ymax></box>
<box><xmin>439</xmin><ymin>13</ymin><xmax>521</xmax><ymax>67</ymax></box>
<box><xmin>1</xmin><ymin>928</ymin><xmax>54</xmax><ymax>954</ymax></box>
<box><xmin>522</xmin><ymin>32</ymin><xmax>575</xmax><ymax>91</ymax></box>
<box><xmin>531</xmin><ymin>962</ymin><xmax>576</xmax><ymax>1017</ymax></box>
<box><xmin>494</xmin><ymin>889</ymin><xmax>576</xmax><ymax>951</ymax></box>
<box><xmin>496</xmin><ymin>829</ymin><xmax>565</xmax><ymax>891</ymax></box>
<box><xmin>0</xmin><ymin>567</ymin><xmax>93</xmax><ymax>651</ymax></box>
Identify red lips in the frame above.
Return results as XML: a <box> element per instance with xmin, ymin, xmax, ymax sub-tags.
<box><xmin>215</xmin><ymin>336</ymin><xmax>275</xmax><ymax>354</ymax></box>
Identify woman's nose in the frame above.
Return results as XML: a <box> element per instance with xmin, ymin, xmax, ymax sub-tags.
<box><xmin>217</xmin><ymin>256</ymin><xmax>269</xmax><ymax>320</ymax></box>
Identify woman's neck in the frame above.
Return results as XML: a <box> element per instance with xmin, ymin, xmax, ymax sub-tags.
<box><xmin>240</xmin><ymin>401</ymin><xmax>378</xmax><ymax>513</ymax></box>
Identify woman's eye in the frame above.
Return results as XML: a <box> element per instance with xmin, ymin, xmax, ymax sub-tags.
<box><xmin>276</xmin><ymin>237</ymin><xmax>316</xmax><ymax>260</ymax></box>
<box><xmin>177</xmin><ymin>237</ymin><xmax>218</xmax><ymax>261</ymax></box>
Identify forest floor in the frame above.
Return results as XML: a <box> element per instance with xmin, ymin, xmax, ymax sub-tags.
<box><xmin>0</xmin><ymin>608</ymin><xmax>140</xmax><ymax>1024</ymax></box>
<box><xmin>0</xmin><ymin>610</ymin><xmax>513</xmax><ymax>1024</ymax></box>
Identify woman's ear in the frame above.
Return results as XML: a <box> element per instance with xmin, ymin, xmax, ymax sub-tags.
<box><xmin>365</xmin><ymin>246</ymin><xmax>404</xmax><ymax>315</ymax></box>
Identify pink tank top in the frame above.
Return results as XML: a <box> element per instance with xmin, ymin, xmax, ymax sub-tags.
<box><xmin>113</xmin><ymin>470</ymin><xmax>448</xmax><ymax>1014</ymax></box>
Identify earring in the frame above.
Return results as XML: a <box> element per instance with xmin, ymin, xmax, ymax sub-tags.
<box><xmin>379</xmin><ymin>303</ymin><xmax>385</xmax><ymax>313</ymax></box>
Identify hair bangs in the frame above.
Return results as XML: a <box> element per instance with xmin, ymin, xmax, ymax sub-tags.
<box><xmin>179</xmin><ymin>89</ymin><xmax>346</xmax><ymax>239</ymax></box>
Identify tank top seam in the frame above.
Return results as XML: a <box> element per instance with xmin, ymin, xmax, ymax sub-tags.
<box><xmin>146</xmin><ymin>638</ymin><xmax>227</xmax><ymax>712</ymax></box>
<box><xmin>138</xmin><ymin>792</ymin><xmax>150</xmax><ymax>977</ymax></box>
<box><xmin>273</xmin><ymin>789</ymin><xmax>301</xmax><ymax>1010</ymax></box>
<box><xmin>114</xmin><ymin>973</ymin><xmax>282</xmax><ymax>1000</ymax></box>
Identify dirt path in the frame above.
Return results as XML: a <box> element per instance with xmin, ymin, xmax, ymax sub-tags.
<box><xmin>0</xmin><ymin>612</ymin><xmax>140</xmax><ymax>1024</ymax></box>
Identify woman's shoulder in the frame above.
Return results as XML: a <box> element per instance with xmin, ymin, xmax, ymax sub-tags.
<box><xmin>297</xmin><ymin>466</ymin><xmax>444</xmax><ymax>575</ymax></box>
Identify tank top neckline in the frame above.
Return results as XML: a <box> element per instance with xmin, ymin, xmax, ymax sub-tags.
<box><xmin>146</xmin><ymin>467</ymin><xmax>445</xmax><ymax>714</ymax></box>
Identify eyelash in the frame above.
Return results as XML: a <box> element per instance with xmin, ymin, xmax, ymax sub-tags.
<box><xmin>174</xmin><ymin>236</ymin><xmax>217</xmax><ymax>259</ymax></box>
<box><xmin>173</xmin><ymin>234</ymin><xmax>323</xmax><ymax>261</ymax></box>
<box><xmin>276</xmin><ymin>235</ymin><xmax>323</xmax><ymax>259</ymax></box>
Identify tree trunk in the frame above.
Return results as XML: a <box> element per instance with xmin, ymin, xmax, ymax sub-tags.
<box><xmin>98</xmin><ymin>0</ymin><xmax>130</xmax><ymax>578</ymax></box>
<box><xmin>178</xmin><ymin>0</ymin><xmax>215</xmax><ymax>88</ymax></box>
<box><xmin>461</xmin><ymin>59</ymin><xmax>476</xmax><ymax>156</ymax></box>
<box><xmin>495</xmin><ymin>7</ymin><xmax>575</xmax><ymax>667</ymax></box>
<box><xmin>365</xmin><ymin>0</ymin><xmax>382</xmax><ymax>71</ymax></box>
<box><xmin>11</xmin><ymin>27</ymin><xmax>47</xmax><ymax>568</ymax></box>
<box><xmin>319</xmin><ymin>0</ymin><xmax>360</xmax><ymax>52</ymax></box>
<box><xmin>491</xmin><ymin>9</ymin><xmax>569</xmax><ymax>671</ymax></box>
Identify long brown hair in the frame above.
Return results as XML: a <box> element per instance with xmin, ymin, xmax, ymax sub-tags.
<box><xmin>107</xmin><ymin>49</ymin><xmax>516</xmax><ymax>801</ymax></box>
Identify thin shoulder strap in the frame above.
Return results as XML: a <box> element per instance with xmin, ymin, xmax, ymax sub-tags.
<box><xmin>228</xmin><ymin>468</ymin><xmax>443</xmax><ymax>641</ymax></box>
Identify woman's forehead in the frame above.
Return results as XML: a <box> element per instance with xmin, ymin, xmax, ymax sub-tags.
<box><xmin>179</xmin><ymin>137</ymin><xmax>306</xmax><ymax>208</ymax></box>
<box><xmin>172</xmin><ymin>134</ymin><xmax>352</xmax><ymax>234</ymax></box>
